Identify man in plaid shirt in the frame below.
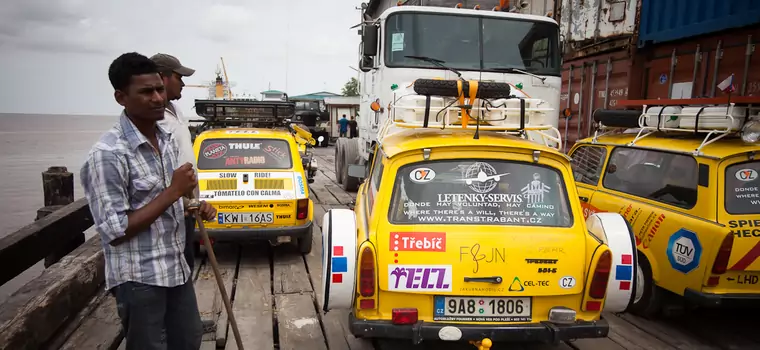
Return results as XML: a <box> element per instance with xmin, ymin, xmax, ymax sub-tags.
<box><xmin>81</xmin><ymin>52</ymin><xmax>216</xmax><ymax>350</ymax></box>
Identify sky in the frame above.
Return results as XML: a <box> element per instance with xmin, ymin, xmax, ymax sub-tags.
<box><xmin>0</xmin><ymin>0</ymin><xmax>364</xmax><ymax>118</ymax></box>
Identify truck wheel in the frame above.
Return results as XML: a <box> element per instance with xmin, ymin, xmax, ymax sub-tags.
<box><xmin>629</xmin><ymin>254</ymin><xmax>663</xmax><ymax>318</ymax></box>
<box><xmin>334</xmin><ymin>140</ymin><xmax>344</xmax><ymax>184</ymax></box>
<box><xmin>341</xmin><ymin>138</ymin><xmax>360</xmax><ymax>192</ymax></box>
<box><xmin>297</xmin><ymin>226</ymin><xmax>313</xmax><ymax>254</ymax></box>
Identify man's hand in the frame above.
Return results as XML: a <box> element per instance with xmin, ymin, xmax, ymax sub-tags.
<box><xmin>198</xmin><ymin>201</ymin><xmax>217</xmax><ymax>221</ymax></box>
<box><xmin>169</xmin><ymin>163</ymin><xmax>197</xmax><ymax>199</ymax></box>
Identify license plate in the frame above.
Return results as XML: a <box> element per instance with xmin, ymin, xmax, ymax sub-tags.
<box><xmin>433</xmin><ymin>296</ymin><xmax>531</xmax><ymax>322</ymax></box>
<box><xmin>218</xmin><ymin>212</ymin><xmax>274</xmax><ymax>224</ymax></box>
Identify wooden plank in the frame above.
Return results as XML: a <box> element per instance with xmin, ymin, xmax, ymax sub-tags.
<box><xmin>304</xmin><ymin>208</ymin><xmax>373</xmax><ymax>350</ymax></box>
<box><xmin>570</xmin><ymin>337</ymin><xmax>628</xmax><ymax>350</ymax></box>
<box><xmin>57</xmin><ymin>294</ymin><xmax>122</xmax><ymax>350</ymax></box>
<box><xmin>194</xmin><ymin>258</ymin><xmax>219</xmax><ymax>338</ymax></box>
<box><xmin>0</xmin><ymin>236</ymin><xmax>104</xmax><ymax>350</ymax></box>
<box><xmin>275</xmin><ymin>293</ymin><xmax>327</xmax><ymax>350</ymax></box>
<box><xmin>323</xmin><ymin>183</ymin><xmax>356</xmax><ymax>205</ymax></box>
<box><xmin>616</xmin><ymin>313</ymin><xmax>721</xmax><ymax>350</ymax></box>
<box><xmin>273</xmin><ymin>244</ymin><xmax>313</xmax><ymax>295</ymax></box>
<box><xmin>42</xmin><ymin>288</ymin><xmax>109</xmax><ymax>350</ymax></box>
<box><xmin>225</xmin><ymin>244</ymin><xmax>273</xmax><ymax>350</ymax></box>
<box><xmin>0</xmin><ymin>197</ymin><xmax>93</xmax><ymax>286</ymax></box>
<box><xmin>672</xmin><ymin>310</ymin><xmax>760</xmax><ymax>350</ymax></box>
<box><xmin>214</xmin><ymin>244</ymin><xmax>241</xmax><ymax>348</ymax></box>
<box><xmin>311</xmin><ymin>179</ymin><xmax>340</xmax><ymax>205</ymax></box>
<box><xmin>604</xmin><ymin>312</ymin><xmax>677</xmax><ymax>349</ymax></box>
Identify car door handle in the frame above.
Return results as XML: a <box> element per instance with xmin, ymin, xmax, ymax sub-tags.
<box><xmin>578</xmin><ymin>196</ymin><xmax>589</xmax><ymax>202</ymax></box>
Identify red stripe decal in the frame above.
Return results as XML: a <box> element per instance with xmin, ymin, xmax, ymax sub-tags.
<box><xmin>730</xmin><ymin>241</ymin><xmax>760</xmax><ymax>271</ymax></box>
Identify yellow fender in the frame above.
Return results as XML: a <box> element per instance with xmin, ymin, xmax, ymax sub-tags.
<box><xmin>469</xmin><ymin>338</ymin><xmax>492</xmax><ymax>350</ymax></box>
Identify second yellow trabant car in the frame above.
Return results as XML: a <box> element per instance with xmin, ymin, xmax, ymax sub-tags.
<box><xmin>193</xmin><ymin>127</ymin><xmax>315</xmax><ymax>253</ymax></box>
<box><xmin>569</xmin><ymin>106</ymin><xmax>760</xmax><ymax>317</ymax></box>
<box><xmin>318</xmin><ymin>78</ymin><xmax>639</xmax><ymax>346</ymax></box>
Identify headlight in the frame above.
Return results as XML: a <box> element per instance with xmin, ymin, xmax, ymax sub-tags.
<box><xmin>741</xmin><ymin>120</ymin><xmax>760</xmax><ymax>143</ymax></box>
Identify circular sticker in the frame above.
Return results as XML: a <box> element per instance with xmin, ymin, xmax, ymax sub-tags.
<box><xmin>203</xmin><ymin>143</ymin><xmax>228</xmax><ymax>159</ymax></box>
<box><xmin>735</xmin><ymin>168</ymin><xmax>758</xmax><ymax>182</ymax></box>
<box><xmin>409</xmin><ymin>167</ymin><xmax>436</xmax><ymax>183</ymax></box>
<box><xmin>559</xmin><ymin>276</ymin><xmax>576</xmax><ymax>289</ymax></box>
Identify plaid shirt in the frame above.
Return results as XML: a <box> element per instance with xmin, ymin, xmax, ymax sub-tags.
<box><xmin>81</xmin><ymin>112</ymin><xmax>190</xmax><ymax>291</ymax></box>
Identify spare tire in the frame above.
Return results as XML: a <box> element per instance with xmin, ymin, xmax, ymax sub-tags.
<box><xmin>413</xmin><ymin>79</ymin><xmax>511</xmax><ymax>99</ymax></box>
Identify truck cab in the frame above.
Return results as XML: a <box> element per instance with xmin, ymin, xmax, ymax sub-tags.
<box><xmin>335</xmin><ymin>1</ymin><xmax>564</xmax><ymax>191</ymax></box>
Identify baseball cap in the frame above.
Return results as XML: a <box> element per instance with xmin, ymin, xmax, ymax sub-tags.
<box><xmin>150</xmin><ymin>53</ymin><xmax>195</xmax><ymax>77</ymax></box>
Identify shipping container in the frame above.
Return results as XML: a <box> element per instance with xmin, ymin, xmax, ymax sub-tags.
<box><xmin>639</xmin><ymin>25</ymin><xmax>760</xmax><ymax>100</ymax></box>
<box><xmin>559</xmin><ymin>50</ymin><xmax>644</xmax><ymax>149</ymax></box>
<box><xmin>558</xmin><ymin>25</ymin><xmax>760</xmax><ymax>150</ymax></box>
<box><xmin>556</xmin><ymin>0</ymin><xmax>640</xmax><ymax>60</ymax></box>
<box><xmin>638</xmin><ymin>0</ymin><xmax>760</xmax><ymax>47</ymax></box>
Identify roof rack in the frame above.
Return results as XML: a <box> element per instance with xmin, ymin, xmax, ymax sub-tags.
<box><xmin>194</xmin><ymin>99</ymin><xmax>295</xmax><ymax>128</ymax></box>
<box><xmin>592</xmin><ymin>103</ymin><xmax>760</xmax><ymax>155</ymax></box>
<box><xmin>378</xmin><ymin>78</ymin><xmax>562</xmax><ymax>151</ymax></box>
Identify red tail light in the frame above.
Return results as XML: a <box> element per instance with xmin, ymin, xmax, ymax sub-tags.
<box><xmin>589</xmin><ymin>250</ymin><xmax>612</xmax><ymax>299</ymax></box>
<box><xmin>296</xmin><ymin>199</ymin><xmax>308</xmax><ymax>220</ymax></box>
<box><xmin>712</xmin><ymin>233</ymin><xmax>734</xmax><ymax>274</ymax></box>
<box><xmin>359</xmin><ymin>247</ymin><xmax>375</xmax><ymax>297</ymax></box>
<box><xmin>391</xmin><ymin>308</ymin><xmax>418</xmax><ymax>325</ymax></box>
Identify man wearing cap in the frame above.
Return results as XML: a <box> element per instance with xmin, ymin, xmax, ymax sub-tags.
<box><xmin>150</xmin><ymin>53</ymin><xmax>201</xmax><ymax>272</ymax></box>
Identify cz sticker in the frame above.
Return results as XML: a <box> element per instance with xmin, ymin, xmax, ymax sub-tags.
<box><xmin>410</xmin><ymin>167</ymin><xmax>436</xmax><ymax>183</ymax></box>
<box><xmin>735</xmin><ymin>168</ymin><xmax>758</xmax><ymax>182</ymax></box>
<box><xmin>559</xmin><ymin>276</ymin><xmax>576</xmax><ymax>289</ymax></box>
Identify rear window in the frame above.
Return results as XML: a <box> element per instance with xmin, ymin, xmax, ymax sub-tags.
<box><xmin>725</xmin><ymin>161</ymin><xmax>760</xmax><ymax>215</ymax></box>
<box><xmin>197</xmin><ymin>138</ymin><xmax>292</xmax><ymax>170</ymax></box>
<box><xmin>388</xmin><ymin>160</ymin><xmax>573</xmax><ymax>227</ymax></box>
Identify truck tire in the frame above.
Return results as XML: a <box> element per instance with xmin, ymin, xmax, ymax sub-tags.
<box><xmin>334</xmin><ymin>140</ymin><xmax>344</xmax><ymax>184</ymax></box>
<box><xmin>413</xmin><ymin>79</ymin><xmax>511</xmax><ymax>99</ymax></box>
<box><xmin>341</xmin><ymin>139</ymin><xmax>360</xmax><ymax>192</ymax></box>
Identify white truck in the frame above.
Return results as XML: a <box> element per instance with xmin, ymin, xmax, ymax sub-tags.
<box><xmin>334</xmin><ymin>0</ymin><xmax>564</xmax><ymax>191</ymax></box>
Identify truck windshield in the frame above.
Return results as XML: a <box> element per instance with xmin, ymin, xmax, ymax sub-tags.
<box><xmin>384</xmin><ymin>12</ymin><xmax>560</xmax><ymax>76</ymax></box>
<box><xmin>388</xmin><ymin>159</ymin><xmax>573</xmax><ymax>227</ymax></box>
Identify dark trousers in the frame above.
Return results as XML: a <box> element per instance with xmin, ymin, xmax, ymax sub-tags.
<box><xmin>113</xmin><ymin>280</ymin><xmax>202</xmax><ymax>350</ymax></box>
<box><xmin>339</xmin><ymin>130</ymin><xmax>347</xmax><ymax>137</ymax></box>
<box><xmin>184</xmin><ymin>215</ymin><xmax>196</xmax><ymax>271</ymax></box>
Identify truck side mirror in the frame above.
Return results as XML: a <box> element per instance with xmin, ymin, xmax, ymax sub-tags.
<box><xmin>362</xmin><ymin>25</ymin><xmax>378</xmax><ymax>57</ymax></box>
<box><xmin>359</xmin><ymin>56</ymin><xmax>374</xmax><ymax>72</ymax></box>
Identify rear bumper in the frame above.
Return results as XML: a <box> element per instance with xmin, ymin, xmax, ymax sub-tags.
<box><xmin>347</xmin><ymin>313</ymin><xmax>608</xmax><ymax>345</ymax></box>
<box><xmin>194</xmin><ymin>221</ymin><xmax>312</xmax><ymax>243</ymax></box>
<box><xmin>684</xmin><ymin>288</ymin><xmax>760</xmax><ymax>308</ymax></box>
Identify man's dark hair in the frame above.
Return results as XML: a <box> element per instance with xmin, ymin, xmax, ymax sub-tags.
<box><xmin>108</xmin><ymin>52</ymin><xmax>160</xmax><ymax>91</ymax></box>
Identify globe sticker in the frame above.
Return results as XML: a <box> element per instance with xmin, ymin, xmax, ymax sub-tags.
<box><xmin>456</xmin><ymin>162</ymin><xmax>510</xmax><ymax>194</ymax></box>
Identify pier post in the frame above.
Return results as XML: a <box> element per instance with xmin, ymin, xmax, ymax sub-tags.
<box><xmin>36</xmin><ymin>166</ymin><xmax>85</xmax><ymax>268</ymax></box>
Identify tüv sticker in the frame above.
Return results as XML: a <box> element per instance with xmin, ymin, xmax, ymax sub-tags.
<box><xmin>735</xmin><ymin>168</ymin><xmax>758</xmax><ymax>182</ymax></box>
<box><xmin>559</xmin><ymin>276</ymin><xmax>576</xmax><ymax>289</ymax></box>
<box><xmin>410</xmin><ymin>167</ymin><xmax>436</xmax><ymax>183</ymax></box>
<box><xmin>388</xmin><ymin>265</ymin><xmax>452</xmax><ymax>292</ymax></box>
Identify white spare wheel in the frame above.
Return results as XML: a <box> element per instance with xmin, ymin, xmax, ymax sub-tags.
<box><xmin>321</xmin><ymin>209</ymin><xmax>358</xmax><ymax>312</ymax></box>
<box><xmin>586</xmin><ymin>213</ymin><xmax>638</xmax><ymax>313</ymax></box>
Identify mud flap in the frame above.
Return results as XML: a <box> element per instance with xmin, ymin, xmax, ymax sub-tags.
<box><xmin>321</xmin><ymin>208</ymin><xmax>358</xmax><ymax>312</ymax></box>
<box><xmin>586</xmin><ymin>213</ymin><xmax>638</xmax><ymax>313</ymax></box>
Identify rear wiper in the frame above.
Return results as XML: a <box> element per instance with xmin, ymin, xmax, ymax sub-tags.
<box><xmin>491</xmin><ymin>67</ymin><xmax>546</xmax><ymax>83</ymax></box>
<box><xmin>405</xmin><ymin>55</ymin><xmax>463</xmax><ymax>79</ymax></box>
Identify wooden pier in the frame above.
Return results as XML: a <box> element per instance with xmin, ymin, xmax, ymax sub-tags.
<box><xmin>1</xmin><ymin>146</ymin><xmax>760</xmax><ymax>350</ymax></box>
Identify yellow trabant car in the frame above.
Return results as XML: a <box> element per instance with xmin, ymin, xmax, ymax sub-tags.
<box><xmin>193</xmin><ymin>127</ymin><xmax>314</xmax><ymax>253</ymax></box>
<box><xmin>319</xmin><ymin>126</ymin><xmax>638</xmax><ymax>346</ymax></box>
<box><xmin>568</xmin><ymin>106</ymin><xmax>760</xmax><ymax>317</ymax></box>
